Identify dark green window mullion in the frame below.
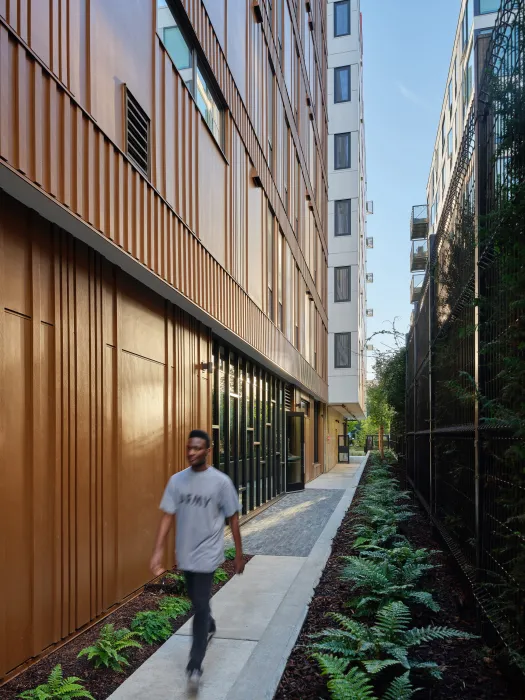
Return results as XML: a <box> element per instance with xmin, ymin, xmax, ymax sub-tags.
<box><xmin>261</xmin><ymin>371</ymin><xmax>268</xmax><ymax>504</ymax></box>
<box><xmin>239</xmin><ymin>357</ymin><xmax>247</xmax><ymax>515</ymax></box>
<box><xmin>255</xmin><ymin>368</ymin><xmax>262</xmax><ymax>509</ymax></box>
<box><xmin>225</xmin><ymin>351</ymin><xmax>231</xmax><ymax>481</ymax></box>
<box><xmin>232</xmin><ymin>355</ymin><xmax>240</xmax><ymax>494</ymax></box>
<box><xmin>270</xmin><ymin>378</ymin><xmax>277</xmax><ymax>499</ymax></box>
<box><xmin>247</xmin><ymin>363</ymin><xmax>255</xmax><ymax>513</ymax></box>
<box><xmin>212</xmin><ymin>341</ymin><xmax>220</xmax><ymax>470</ymax></box>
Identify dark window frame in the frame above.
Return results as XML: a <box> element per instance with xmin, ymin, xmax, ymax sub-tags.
<box><xmin>334</xmin><ymin>266</ymin><xmax>351</xmax><ymax>303</ymax></box>
<box><xmin>334</xmin><ymin>0</ymin><xmax>350</xmax><ymax>37</ymax></box>
<box><xmin>334</xmin><ymin>332</ymin><xmax>352</xmax><ymax>369</ymax></box>
<box><xmin>334</xmin><ymin>198</ymin><xmax>351</xmax><ymax>236</ymax></box>
<box><xmin>334</xmin><ymin>132</ymin><xmax>351</xmax><ymax>170</ymax></box>
<box><xmin>334</xmin><ymin>65</ymin><xmax>351</xmax><ymax>103</ymax></box>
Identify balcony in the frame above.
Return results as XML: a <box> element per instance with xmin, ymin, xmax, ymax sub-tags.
<box><xmin>410</xmin><ymin>239</ymin><xmax>429</xmax><ymax>272</ymax></box>
<box><xmin>410</xmin><ymin>274</ymin><xmax>425</xmax><ymax>304</ymax></box>
<box><xmin>410</xmin><ymin>204</ymin><xmax>429</xmax><ymax>240</ymax></box>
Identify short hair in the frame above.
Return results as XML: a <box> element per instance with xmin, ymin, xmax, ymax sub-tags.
<box><xmin>188</xmin><ymin>429</ymin><xmax>211</xmax><ymax>449</ymax></box>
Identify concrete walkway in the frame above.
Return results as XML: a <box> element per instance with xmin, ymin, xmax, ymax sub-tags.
<box><xmin>108</xmin><ymin>457</ymin><xmax>366</xmax><ymax>700</ymax></box>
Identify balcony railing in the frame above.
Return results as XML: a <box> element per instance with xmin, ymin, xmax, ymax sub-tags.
<box><xmin>410</xmin><ymin>274</ymin><xmax>424</xmax><ymax>304</ymax></box>
<box><xmin>410</xmin><ymin>239</ymin><xmax>429</xmax><ymax>272</ymax></box>
<box><xmin>410</xmin><ymin>204</ymin><xmax>429</xmax><ymax>240</ymax></box>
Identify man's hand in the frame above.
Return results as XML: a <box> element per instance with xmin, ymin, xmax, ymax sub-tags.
<box><xmin>150</xmin><ymin>549</ymin><xmax>165</xmax><ymax>578</ymax></box>
<box><xmin>234</xmin><ymin>554</ymin><xmax>245</xmax><ymax>575</ymax></box>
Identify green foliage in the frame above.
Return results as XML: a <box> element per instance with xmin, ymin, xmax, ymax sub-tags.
<box><xmin>17</xmin><ymin>665</ymin><xmax>94</xmax><ymax>700</ymax></box>
<box><xmin>311</xmin><ymin>601</ymin><xmax>475</xmax><ymax>682</ymax></box>
<box><xmin>158</xmin><ymin>596</ymin><xmax>192</xmax><ymax>620</ymax></box>
<box><xmin>213</xmin><ymin>568</ymin><xmax>229</xmax><ymax>584</ymax></box>
<box><xmin>224</xmin><ymin>547</ymin><xmax>236</xmax><ymax>561</ymax></box>
<box><xmin>130</xmin><ymin>610</ymin><xmax>173</xmax><ymax>645</ymax></box>
<box><xmin>341</xmin><ymin>554</ymin><xmax>439</xmax><ymax>615</ymax></box>
<box><xmin>367</xmin><ymin>386</ymin><xmax>395</xmax><ymax>436</ymax></box>
<box><xmin>164</xmin><ymin>572</ymin><xmax>186</xmax><ymax>593</ymax></box>
<box><xmin>77</xmin><ymin>624</ymin><xmax>141</xmax><ymax>672</ymax></box>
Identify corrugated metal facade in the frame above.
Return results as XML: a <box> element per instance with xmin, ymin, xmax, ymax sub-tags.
<box><xmin>0</xmin><ymin>0</ymin><xmax>329</xmax><ymax>676</ymax></box>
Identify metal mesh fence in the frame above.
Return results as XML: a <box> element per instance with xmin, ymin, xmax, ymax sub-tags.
<box><xmin>406</xmin><ymin>0</ymin><xmax>525</xmax><ymax>662</ymax></box>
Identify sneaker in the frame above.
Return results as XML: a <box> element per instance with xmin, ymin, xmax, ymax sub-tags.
<box><xmin>186</xmin><ymin>668</ymin><xmax>202</xmax><ymax>693</ymax></box>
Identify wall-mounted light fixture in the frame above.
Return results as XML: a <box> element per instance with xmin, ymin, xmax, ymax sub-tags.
<box><xmin>252</xmin><ymin>0</ymin><xmax>263</xmax><ymax>23</ymax></box>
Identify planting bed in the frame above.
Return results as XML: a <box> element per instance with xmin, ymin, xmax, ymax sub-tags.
<box><xmin>0</xmin><ymin>555</ymin><xmax>251</xmax><ymax>700</ymax></box>
<box><xmin>275</xmin><ymin>460</ymin><xmax>520</xmax><ymax>700</ymax></box>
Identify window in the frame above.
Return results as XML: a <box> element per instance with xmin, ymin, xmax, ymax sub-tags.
<box><xmin>442</xmin><ymin>163</ymin><xmax>446</xmax><ymax>197</ymax></box>
<box><xmin>334</xmin><ymin>0</ymin><xmax>350</xmax><ymax>37</ymax></box>
<box><xmin>196</xmin><ymin>67</ymin><xmax>221</xmax><ymax>143</ymax></box>
<box><xmin>454</xmin><ymin>58</ymin><xmax>458</xmax><ymax>95</ymax></box>
<box><xmin>283</xmin><ymin>121</ymin><xmax>290</xmax><ymax>212</ymax></box>
<box><xmin>335</xmin><ymin>199</ymin><xmax>351</xmax><ymax>236</ymax></box>
<box><xmin>334</xmin><ymin>333</ymin><xmax>351</xmax><ymax>368</ymax></box>
<box><xmin>268</xmin><ymin>60</ymin><xmax>274</xmax><ymax>169</ymax></box>
<box><xmin>158</xmin><ymin>1</ymin><xmax>223</xmax><ymax>147</ymax></box>
<box><xmin>334</xmin><ymin>132</ymin><xmax>351</xmax><ymax>169</ymax></box>
<box><xmin>267</xmin><ymin>207</ymin><xmax>274</xmax><ymax>322</ymax></box>
<box><xmin>441</xmin><ymin>118</ymin><xmax>446</xmax><ymax>152</ymax></box>
<box><xmin>276</xmin><ymin>0</ymin><xmax>283</xmax><ymax>63</ymax></box>
<box><xmin>448</xmin><ymin>128</ymin><xmax>453</xmax><ymax>157</ymax></box>
<box><xmin>334</xmin><ymin>266</ymin><xmax>351</xmax><ymax>302</ymax></box>
<box><xmin>480</xmin><ymin>0</ymin><xmax>500</xmax><ymax>13</ymax></box>
<box><xmin>462</xmin><ymin>0</ymin><xmax>472</xmax><ymax>49</ymax></box>
<box><xmin>334</xmin><ymin>65</ymin><xmax>351</xmax><ymax>103</ymax></box>
<box><xmin>463</xmin><ymin>46</ymin><xmax>474</xmax><ymax>115</ymax></box>
<box><xmin>278</xmin><ymin>231</ymin><xmax>284</xmax><ymax>330</ymax></box>
<box><xmin>448</xmin><ymin>80</ymin><xmax>453</xmax><ymax>113</ymax></box>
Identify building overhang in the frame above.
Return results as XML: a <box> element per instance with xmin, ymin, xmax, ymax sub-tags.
<box><xmin>328</xmin><ymin>403</ymin><xmax>366</xmax><ymax>422</ymax></box>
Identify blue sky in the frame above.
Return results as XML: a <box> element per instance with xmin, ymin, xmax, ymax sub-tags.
<box><xmin>363</xmin><ymin>0</ymin><xmax>459</xmax><ymax>358</ymax></box>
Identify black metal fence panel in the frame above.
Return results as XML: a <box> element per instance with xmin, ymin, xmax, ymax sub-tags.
<box><xmin>406</xmin><ymin>0</ymin><xmax>525</xmax><ymax>663</ymax></box>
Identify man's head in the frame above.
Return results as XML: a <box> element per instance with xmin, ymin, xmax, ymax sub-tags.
<box><xmin>186</xmin><ymin>430</ymin><xmax>211</xmax><ymax>469</ymax></box>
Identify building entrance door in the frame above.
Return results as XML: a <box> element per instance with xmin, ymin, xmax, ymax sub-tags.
<box><xmin>338</xmin><ymin>434</ymin><xmax>350</xmax><ymax>463</ymax></box>
<box><xmin>286</xmin><ymin>412</ymin><xmax>305</xmax><ymax>491</ymax></box>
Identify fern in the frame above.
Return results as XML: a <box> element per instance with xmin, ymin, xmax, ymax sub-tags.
<box><xmin>158</xmin><ymin>596</ymin><xmax>192</xmax><ymax>620</ymax></box>
<box><xmin>312</xmin><ymin>653</ymin><xmax>349</xmax><ymax>678</ymax></box>
<box><xmin>327</xmin><ymin>670</ymin><xmax>376</xmax><ymax>700</ymax></box>
<box><xmin>131</xmin><ymin>610</ymin><xmax>173</xmax><ymax>644</ymax></box>
<box><xmin>312</xmin><ymin>601</ymin><xmax>475</xmax><ymax>683</ymax></box>
<box><xmin>342</xmin><ymin>556</ymin><xmax>439</xmax><ymax>615</ymax></box>
<box><xmin>77</xmin><ymin>624</ymin><xmax>141</xmax><ymax>671</ymax></box>
<box><xmin>213</xmin><ymin>567</ymin><xmax>229</xmax><ymax>584</ymax></box>
<box><xmin>382</xmin><ymin>672</ymin><xmax>420</xmax><ymax>700</ymax></box>
<box><xmin>18</xmin><ymin>665</ymin><xmax>94</xmax><ymax>699</ymax></box>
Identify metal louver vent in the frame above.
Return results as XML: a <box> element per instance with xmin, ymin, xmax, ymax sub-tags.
<box><xmin>125</xmin><ymin>88</ymin><xmax>150</xmax><ymax>176</ymax></box>
<box><xmin>366</xmin><ymin>237</ymin><xmax>374</xmax><ymax>248</ymax></box>
<box><xmin>366</xmin><ymin>273</ymin><xmax>374</xmax><ymax>283</ymax></box>
<box><xmin>285</xmin><ymin>385</ymin><xmax>293</xmax><ymax>411</ymax></box>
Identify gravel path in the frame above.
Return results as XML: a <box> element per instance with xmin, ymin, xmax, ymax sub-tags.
<box><xmin>228</xmin><ymin>489</ymin><xmax>345</xmax><ymax>557</ymax></box>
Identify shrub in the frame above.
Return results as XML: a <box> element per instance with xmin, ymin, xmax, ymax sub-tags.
<box><xmin>77</xmin><ymin>624</ymin><xmax>141</xmax><ymax>672</ymax></box>
<box><xmin>131</xmin><ymin>610</ymin><xmax>173</xmax><ymax>645</ymax></box>
<box><xmin>164</xmin><ymin>572</ymin><xmax>186</xmax><ymax>593</ymax></box>
<box><xmin>158</xmin><ymin>596</ymin><xmax>192</xmax><ymax>620</ymax></box>
<box><xmin>213</xmin><ymin>568</ymin><xmax>229</xmax><ymax>584</ymax></box>
<box><xmin>17</xmin><ymin>665</ymin><xmax>94</xmax><ymax>699</ymax></box>
<box><xmin>224</xmin><ymin>547</ymin><xmax>236</xmax><ymax>561</ymax></box>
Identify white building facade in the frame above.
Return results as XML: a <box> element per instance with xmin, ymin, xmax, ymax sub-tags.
<box><xmin>410</xmin><ymin>0</ymin><xmax>502</xmax><ymax>310</ymax></box>
<box><xmin>326</xmin><ymin>0</ymin><xmax>368</xmax><ymax>467</ymax></box>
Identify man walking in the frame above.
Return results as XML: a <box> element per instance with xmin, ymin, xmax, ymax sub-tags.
<box><xmin>150</xmin><ymin>429</ymin><xmax>245</xmax><ymax>689</ymax></box>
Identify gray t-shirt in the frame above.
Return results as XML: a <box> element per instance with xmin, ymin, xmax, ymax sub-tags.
<box><xmin>159</xmin><ymin>466</ymin><xmax>241</xmax><ymax>573</ymax></box>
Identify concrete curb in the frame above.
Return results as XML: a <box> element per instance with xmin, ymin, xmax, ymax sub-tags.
<box><xmin>226</xmin><ymin>453</ymin><xmax>368</xmax><ymax>700</ymax></box>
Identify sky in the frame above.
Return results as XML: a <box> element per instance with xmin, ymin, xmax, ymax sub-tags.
<box><xmin>362</xmin><ymin>0</ymin><xmax>460</xmax><ymax>363</ymax></box>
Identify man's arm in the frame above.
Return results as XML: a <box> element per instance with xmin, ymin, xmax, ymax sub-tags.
<box><xmin>150</xmin><ymin>513</ymin><xmax>175</xmax><ymax>577</ymax></box>
<box><xmin>229</xmin><ymin>512</ymin><xmax>245</xmax><ymax>575</ymax></box>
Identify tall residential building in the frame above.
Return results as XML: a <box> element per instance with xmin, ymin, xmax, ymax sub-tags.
<box><xmin>409</xmin><ymin>0</ymin><xmax>502</xmax><ymax>310</ymax></box>
<box><xmin>0</xmin><ymin>0</ymin><xmax>328</xmax><ymax>677</ymax></box>
<box><xmin>326</xmin><ymin>0</ymin><xmax>368</xmax><ymax>468</ymax></box>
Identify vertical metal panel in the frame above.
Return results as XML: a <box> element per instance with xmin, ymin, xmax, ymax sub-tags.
<box><xmin>0</xmin><ymin>191</ymin><xmax>213</xmax><ymax>678</ymax></box>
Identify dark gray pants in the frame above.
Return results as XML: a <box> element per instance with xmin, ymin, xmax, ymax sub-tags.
<box><xmin>183</xmin><ymin>571</ymin><xmax>215</xmax><ymax>672</ymax></box>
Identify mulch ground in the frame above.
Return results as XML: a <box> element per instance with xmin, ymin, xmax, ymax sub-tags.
<box><xmin>0</xmin><ymin>556</ymin><xmax>251</xmax><ymax>700</ymax></box>
<box><xmin>275</xmin><ymin>464</ymin><xmax>522</xmax><ymax>700</ymax></box>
